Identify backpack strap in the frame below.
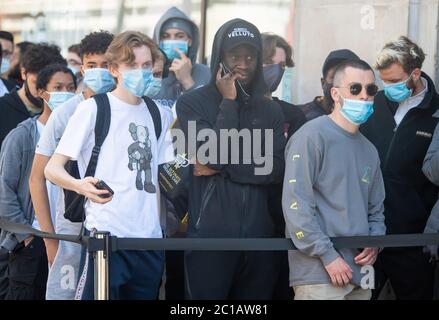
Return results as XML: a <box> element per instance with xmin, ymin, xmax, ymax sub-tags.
<box><xmin>143</xmin><ymin>96</ymin><xmax>162</xmax><ymax>140</ymax></box>
<box><xmin>84</xmin><ymin>93</ymin><xmax>111</xmax><ymax>177</ymax></box>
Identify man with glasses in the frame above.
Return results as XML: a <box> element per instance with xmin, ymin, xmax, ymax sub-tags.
<box><xmin>282</xmin><ymin>59</ymin><xmax>385</xmax><ymax>300</ymax></box>
<box><xmin>361</xmin><ymin>36</ymin><xmax>439</xmax><ymax>300</ymax></box>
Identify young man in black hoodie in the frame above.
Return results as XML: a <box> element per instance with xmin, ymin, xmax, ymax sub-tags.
<box><xmin>0</xmin><ymin>43</ymin><xmax>66</xmax><ymax>148</ymax></box>
<box><xmin>177</xmin><ymin>19</ymin><xmax>286</xmax><ymax>299</ymax></box>
<box><xmin>361</xmin><ymin>36</ymin><xmax>439</xmax><ymax>300</ymax></box>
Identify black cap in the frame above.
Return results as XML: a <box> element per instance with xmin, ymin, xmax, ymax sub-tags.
<box><xmin>322</xmin><ymin>49</ymin><xmax>360</xmax><ymax>77</ymax></box>
<box><xmin>222</xmin><ymin>21</ymin><xmax>261</xmax><ymax>52</ymax></box>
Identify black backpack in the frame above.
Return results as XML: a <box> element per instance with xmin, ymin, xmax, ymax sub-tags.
<box><xmin>63</xmin><ymin>93</ymin><xmax>162</xmax><ymax>222</ymax></box>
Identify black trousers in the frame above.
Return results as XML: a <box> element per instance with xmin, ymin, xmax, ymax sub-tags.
<box><xmin>0</xmin><ymin>251</ymin><xmax>9</xmax><ymax>299</ymax></box>
<box><xmin>373</xmin><ymin>247</ymin><xmax>435</xmax><ymax>300</ymax></box>
<box><xmin>184</xmin><ymin>251</ymin><xmax>281</xmax><ymax>300</ymax></box>
<box><xmin>5</xmin><ymin>237</ymin><xmax>48</xmax><ymax>300</ymax></box>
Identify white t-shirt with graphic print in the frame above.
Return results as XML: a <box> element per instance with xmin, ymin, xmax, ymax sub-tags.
<box><xmin>55</xmin><ymin>92</ymin><xmax>175</xmax><ymax>238</ymax></box>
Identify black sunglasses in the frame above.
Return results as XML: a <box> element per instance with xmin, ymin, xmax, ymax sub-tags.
<box><xmin>336</xmin><ymin>83</ymin><xmax>379</xmax><ymax>97</ymax></box>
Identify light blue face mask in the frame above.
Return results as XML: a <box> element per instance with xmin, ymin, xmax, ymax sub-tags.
<box><xmin>339</xmin><ymin>95</ymin><xmax>374</xmax><ymax>125</ymax></box>
<box><xmin>383</xmin><ymin>72</ymin><xmax>414</xmax><ymax>102</ymax></box>
<box><xmin>68</xmin><ymin>65</ymin><xmax>80</xmax><ymax>75</ymax></box>
<box><xmin>83</xmin><ymin>68</ymin><xmax>115</xmax><ymax>94</ymax></box>
<box><xmin>159</xmin><ymin>40</ymin><xmax>188</xmax><ymax>61</ymax></box>
<box><xmin>121</xmin><ymin>69</ymin><xmax>153</xmax><ymax>98</ymax></box>
<box><xmin>1</xmin><ymin>57</ymin><xmax>10</xmax><ymax>74</ymax></box>
<box><xmin>144</xmin><ymin>77</ymin><xmax>162</xmax><ymax>98</ymax></box>
<box><xmin>45</xmin><ymin>91</ymin><xmax>76</xmax><ymax>110</ymax></box>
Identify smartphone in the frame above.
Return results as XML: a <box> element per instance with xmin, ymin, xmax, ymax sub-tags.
<box><xmin>95</xmin><ymin>180</ymin><xmax>114</xmax><ymax>198</ymax></box>
<box><xmin>220</xmin><ymin>62</ymin><xmax>231</xmax><ymax>78</ymax></box>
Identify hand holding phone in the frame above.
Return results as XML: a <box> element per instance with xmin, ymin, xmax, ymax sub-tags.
<box><xmin>216</xmin><ymin>63</ymin><xmax>238</xmax><ymax>100</ymax></box>
<box><xmin>95</xmin><ymin>180</ymin><xmax>114</xmax><ymax>199</ymax></box>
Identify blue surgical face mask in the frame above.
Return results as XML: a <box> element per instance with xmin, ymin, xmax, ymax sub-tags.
<box><xmin>1</xmin><ymin>57</ymin><xmax>10</xmax><ymax>74</ymax></box>
<box><xmin>383</xmin><ymin>72</ymin><xmax>414</xmax><ymax>102</ymax></box>
<box><xmin>159</xmin><ymin>40</ymin><xmax>189</xmax><ymax>61</ymax></box>
<box><xmin>68</xmin><ymin>65</ymin><xmax>80</xmax><ymax>75</ymax></box>
<box><xmin>83</xmin><ymin>68</ymin><xmax>115</xmax><ymax>94</ymax></box>
<box><xmin>121</xmin><ymin>69</ymin><xmax>153</xmax><ymax>97</ymax></box>
<box><xmin>339</xmin><ymin>94</ymin><xmax>374</xmax><ymax>125</ymax></box>
<box><xmin>44</xmin><ymin>91</ymin><xmax>76</xmax><ymax>110</ymax></box>
<box><xmin>144</xmin><ymin>77</ymin><xmax>162</xmax><ymax>98</ymax></box>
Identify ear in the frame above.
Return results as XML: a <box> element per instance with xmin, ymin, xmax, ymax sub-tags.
<box><xmin>21</xmin><ymin>67</ymin><xmax>27</xmax><ymax>81</ymax></box>
<box><xmin>188</xmin><ymin>38</ymin><xmax>192</xmax><ymax>47</ymax></box>
<box><xmin>412</xmin><ymin>68</ymin><xmax>422</xmax><ymax>81</ymax></box>
<box><xmin>108</xmin><ymin>64</ymin><xmax>119</xmax><ymax>79</ymax></box>
<box><xmin>331</xmin><ymin>86</ymin><xmax>341</xmax><ymax>107</ymax></box>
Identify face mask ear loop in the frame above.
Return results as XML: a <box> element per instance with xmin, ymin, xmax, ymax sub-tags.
<box><xmin>221</xmin><ymin>62</ymin><xmax>251</xmax><ymax>98</ymax></box>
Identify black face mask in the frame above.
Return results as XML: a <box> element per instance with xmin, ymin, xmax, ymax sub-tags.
<box><xmin>263</xmin><ymin>64</ymin><xmax>285</xmax><ymax>92</ymax></box>
<box><xmin>24</xmin><ymin>79</ymin><xmax>44</xmax><ymax>109</ymax></box>
<box><xmin>322</xmin><ymin>81</ymin><xmax>334</xmax><ymax>106</ymax></box>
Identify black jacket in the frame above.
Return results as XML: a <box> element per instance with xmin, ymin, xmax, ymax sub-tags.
<box><xmin>0</xmin><ymin>89</ymin><xmax>32</xmax><ymax>149</ymax></box>
<box><xmin>297</xmin><ymin>96</ymin><xmax>332</xmax><ymax>121</ymax></box>
<box><xmin>272</xmin><ymin>97</ymin><xmax>306</xmax><ymax>139</ymax></box>
<box><xmin>361</xmin><ymin>72</ymin><xmax>439</xmax><ymax>234</ymax></box>
<box><xmin>1</xmin><ymin>78</ymin><xmax>17</xmax><ymax>92</ymax></box>
<box><xmin>176</xmin><ymin>19</ymin><xmax>286</xmax><ymax>238</ymax></box>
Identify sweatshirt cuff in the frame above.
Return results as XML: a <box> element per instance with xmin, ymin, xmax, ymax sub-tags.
<box><xmin>15</xmin><ymin>232</ymin><xmax>30</xmax><ymax>244</ymax></box>
<box><xmin>220</xmin><ymin>99</ymin><xmax>239</xmax><ymax>111</ymax></box>
<box><xmin>319</xmin><ymin>246</ymin><xmax>340</xmax><ymax>266</ymax></box>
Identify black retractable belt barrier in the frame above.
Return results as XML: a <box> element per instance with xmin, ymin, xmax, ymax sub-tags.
<box><xmin>2</xmin><ymin>219</ymin><xmax>439</xmax><ymax>300</ymax></box>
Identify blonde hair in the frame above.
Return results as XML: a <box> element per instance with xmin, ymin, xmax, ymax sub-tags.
<box><xmin>106</xmin><ymin>31</ymin><xmax>159</xmax><ymax>67</ymax></box>
<box><xmin>375</xmin><ymin>36</ymin><xmax>425</xmax><ymax>73</ymax></box>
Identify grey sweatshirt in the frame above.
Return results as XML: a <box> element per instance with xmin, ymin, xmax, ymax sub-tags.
<box><xmin>282</xmin><ymin>116</ymin><xmax>386</xmax><ymax>287</ymax></box>
<box><xmin>422</xmin><ymin>118</ymin><xmax>439</xmax><ymax>234</ymax></box>
<box><xmin>153</xmin><ymin>6</ymin><xmax>211</xmax><ymax>108</ymax></box>
<box><xmin>0</xmin><ymin>117</ymin><xmax>39</xmax><ymax>252</ymax></box>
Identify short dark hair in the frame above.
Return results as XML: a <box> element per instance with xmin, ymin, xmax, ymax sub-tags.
<box><xmin>68</xmin><ymin>44</ymin><xmax>81</xmax><ymax>56</ymax></box>
<box><xmin>333</xmin><ymin>59</ymin><xmax>374</xmax><ymax>86</ymax></box>
<box><xmin>79</xmin><ymin>30</ymin><xmax>114</xmax><ymax>59</ymax></box>
<box><xmin>36</xmin><ymin>63</ymin><xmax>77</xmax><ymax>91</ymax></box>
<box><xmin>20</xmin><ymin>43</ymin><xmax>66</xmax><ymax>74</ymax></box>
<box><xmin>16</xmin><ymin>41</ymin><xmax>33</xmax><ymax>55</ymax></box>
<box><xmin>0</xmin><ymin>31</ymin><xmax>14</xmax><ymax>44</ymax></box>
<box><xmin>261</xmin><ymin>33</ymin><xmax>294</xmax><ymax>67</ymax></box>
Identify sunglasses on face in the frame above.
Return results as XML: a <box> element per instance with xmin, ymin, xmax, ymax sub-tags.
<box><xmin>336</xmin><ymin>83</ymin><xmax>379</xmax><ymax>97</ymax></box>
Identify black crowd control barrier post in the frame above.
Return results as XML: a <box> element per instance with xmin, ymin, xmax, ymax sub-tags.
<box><xmin>93</xmin><ymin>231</ymin><xmax>111</xmax><ymax>300</ymax></box>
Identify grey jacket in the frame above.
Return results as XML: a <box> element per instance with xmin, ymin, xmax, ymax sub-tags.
<box><xmin>422</xmin><ymin>119</ymin><xmax>439</xmax><ymax>234</ymax></box>
<box><xmin>153</xmin><ymin>6</ymin><xmax>211</xmax><ymax>108</ymax></box>
<box><xmin>0</xmin><ymin>116</ymin><xmax>39</xmax><ymax>252</ymax></box>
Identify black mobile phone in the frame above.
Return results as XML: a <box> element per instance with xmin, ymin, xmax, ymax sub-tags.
<box><xmin>95</xmin><ymin>180</ymin><xmax>114</xmax><ymax>198</ymax></box>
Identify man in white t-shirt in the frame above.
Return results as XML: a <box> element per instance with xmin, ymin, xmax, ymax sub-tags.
<box><xmin>45</xmin><ymin>31</ymin><xmax>174</xmax><ymax>300</ymax></box>
<box><xmin>29</xmin><ymin>31</ymin><xmax>115</xmax><ymax>300</ymax></box>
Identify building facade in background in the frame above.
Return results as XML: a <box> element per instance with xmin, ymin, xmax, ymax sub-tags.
<box><xmin>1</xmin><ymin>0</ymin><xmax>438</xmax><ymax>105</ymax></box>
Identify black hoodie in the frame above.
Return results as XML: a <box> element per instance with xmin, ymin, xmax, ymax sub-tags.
<box><xmin>0</xmin><ymin>89</ymin><xmax>33</xmax><ymax>149</ymax></box>
<box><xmin>176</xmin><ymin>19</ymin><xmax>286</xmax><ymax>238</ymax></box>
<box><xmin>361</xmin><ymin>72</ymin><xmax>439</xmax><ymax>234</ymax></box>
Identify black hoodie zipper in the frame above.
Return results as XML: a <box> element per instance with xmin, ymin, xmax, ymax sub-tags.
<box><xmin>383</xmin><ymin>107</ymin><xmax>418</xmax><ymax>171</ymax></box>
